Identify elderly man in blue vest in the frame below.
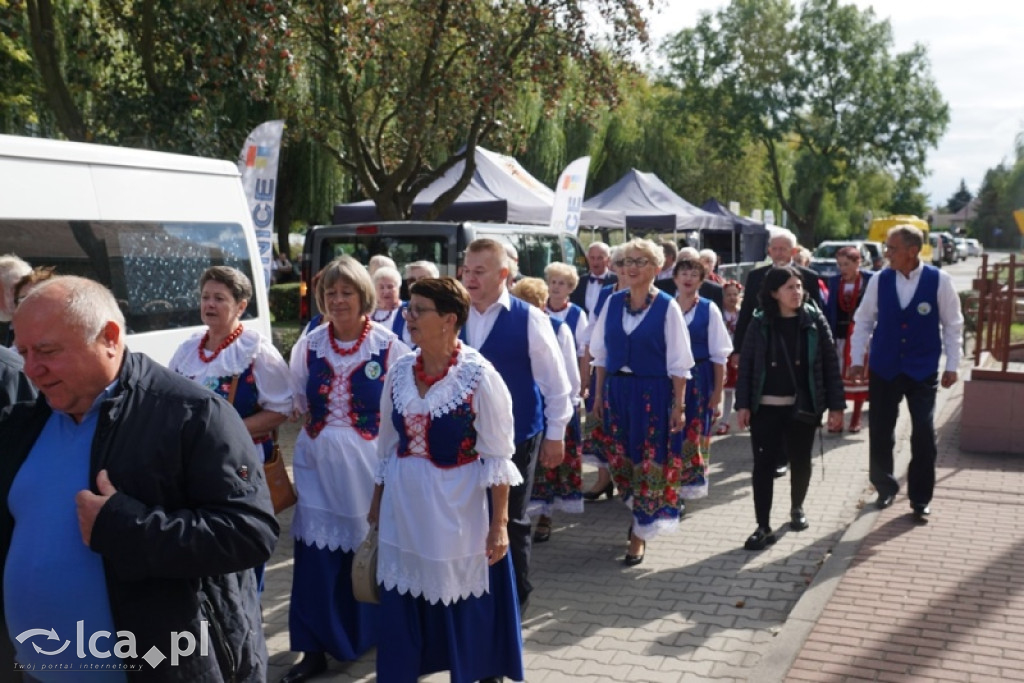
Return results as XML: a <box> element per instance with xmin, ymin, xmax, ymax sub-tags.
<box><xmin>461</xmin><ymin>238</ymin><xmax>572</xmax><ymax>614</ymax></box>
<box><xmin>848</xmin><ymin>225</ymin><xmax>963</xmax><ymax>523</ymax></box>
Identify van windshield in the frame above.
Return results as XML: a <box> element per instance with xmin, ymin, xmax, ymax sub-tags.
<box><xmin>317</xmin><ymin>235</ymin><xmax>450</xmax><ymax>275</ymax></box>
<box><xmin>0</xmin><ymin>219</ymin><xmax>259</xmax><ymax>336</ymax></box>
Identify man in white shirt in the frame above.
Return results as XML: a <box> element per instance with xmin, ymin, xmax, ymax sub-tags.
<box><xmin>461</xmin><ymin>239</ymin><xmax>572</xmax><ymax>614</ymax></box>
<box><xmin>849</xmin><ymin>225</ymin><xmax>963</xmax><ymax>523</ymax></box>
<box><xmin>571</xmin><ymin>242</ymin><xmax>618</xmax><ymax>314</ymax></box>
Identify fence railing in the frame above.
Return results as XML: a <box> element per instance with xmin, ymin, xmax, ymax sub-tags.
<box><xmin>971</xmin><ymin>252</ymin><xmax>1024</xmax><ymax>379</ymax></box>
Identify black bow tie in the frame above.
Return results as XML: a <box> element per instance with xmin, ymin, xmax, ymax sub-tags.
<box><xmin>589</xmin><ymin>275</ymin><xmax>606</xmax><ymax>284</ymax></box>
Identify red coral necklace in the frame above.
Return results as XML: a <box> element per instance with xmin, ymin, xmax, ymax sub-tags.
<box><xmin>329</xmin><ymin>317</ymin><xmax>371</xmax><ymax>356</ymax></box>
<box><xmin>415</xmin><ymin>343</ymin><xmax>461</xmax><ymax>388</ymax></box>
<box><xmin>546</xmin><ymin>300</ymin><xmax>569</xmax><ymax>313</ymax></box>
<box><xmin>198</xmin><ymin>325</ymin><xmax>243</xmax><ymax>363</ymax></box>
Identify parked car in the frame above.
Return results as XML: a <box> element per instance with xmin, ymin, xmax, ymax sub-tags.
<box><xmin>965</xmin><ymin>238</ymin><xmax>983</xmax><ymax>257</ymax></box>
<box><xmin>862</xmin><ymin>241</ymin><xmax>886</xmax><ymax>270</ymax></box>
<box><xmin>808</xmin><ymin>240</ymin><xmax>873</xmax><ymax>279</ymax></box>
<box><xmin>932</xmin><ymin>232</ymin><xmax>956</xmax><ymax>264</ymax></box>
<box><xmin>928</xmin><ymin>234</ymin><xmax>944</xmax><ymax>267</ymax></box>
<box><xmin>952</xmin><ymin>237</ymin><xmax>969</xmax><ymax>262</ymax></box>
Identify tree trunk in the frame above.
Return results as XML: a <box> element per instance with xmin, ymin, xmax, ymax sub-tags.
<box><xmin>26</xmin><ymin>0</ymin><xmax>88</xmax><ymax>141</ymax></box>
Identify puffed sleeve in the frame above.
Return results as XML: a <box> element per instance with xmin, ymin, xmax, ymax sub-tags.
<box><xmin>473</xmin><ymin>365</ymin><xmax>523</xmax><ymax>488</ymax></box>
<box><xmin>289</xmin><ymin>331</ymin><xmax>311</xmax><ymax>414</ymax></box>
<box><xmin>253</xmin><ymin>335</ymin><xmax>294</xmax><ymax>414</ymax></box>
<box><xmin>375</xmin><ymin>369</ymin><xmax>400</xmax><ymax>485</ymax></box>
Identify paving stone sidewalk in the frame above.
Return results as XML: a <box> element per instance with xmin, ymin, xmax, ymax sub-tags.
<box><xmin>261</xmin><ymin>370</ymin><xmax>969</xmax><ymax>682</ymax></box>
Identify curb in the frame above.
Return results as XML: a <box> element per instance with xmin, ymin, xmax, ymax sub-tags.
<box><xmin>752</xmin><ymin>364</ymin><xmax>967</xmax><ymax>683</ymax></box>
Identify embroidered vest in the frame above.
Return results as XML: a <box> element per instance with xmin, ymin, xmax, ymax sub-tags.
<box><xmin>393</xmin><ymin>398</ymin><xmax>479</xmax><ymax>469</ymax></box>
<box><xmin>304</xmin><ymin>343</ymin><xmax>391</xmax><ymax>439</ymax></box>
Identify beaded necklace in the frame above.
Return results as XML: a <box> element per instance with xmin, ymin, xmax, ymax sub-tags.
<box><xmin>371</xmin><ymin>308</ymin><xmax>394</xmax><ymax>323</ymax></box>
<box><xmin>198</xmin><ymin>325</ymin><xmax>243</xmax><ymax>363</ymax></box>
<box><xmin>546</xmin><ymin>299</ymin><xmax>569</xmax><ymax>313</ymax></box>
<box><xmin>625</xmin><ymin>290</ymin><xmax>655</xmax><ymax>316</ymax></box>
<box><xmin>415</xmin><ymin>343</ymin><xmax>461</xmax><ymax>388</ymax></box>
<box><xmin>328</xmin><ymin>317</ymin><xmax>371</xmax><ymax>356</ymax></box>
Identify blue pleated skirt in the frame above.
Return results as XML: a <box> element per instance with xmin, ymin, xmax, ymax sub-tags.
<box><xmin>288</xmin><ymin>541</ymin><xmax>379</xmax><ymax>661</ymax></box>
<box><xmin>376</xmin><ymin>554</ymin><xmax>524</xmax><ymax>683</ymax></box>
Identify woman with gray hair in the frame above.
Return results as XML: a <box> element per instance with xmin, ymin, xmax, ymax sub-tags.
<box><xmin>371</xmin><ymin>265</ymin><xmax>407</xmax><ymax>340</ymax></box>
<box><xmin>588</xmin><ymin>238</ymin><xmax>695</xmax><ymax>565</ymax></box>
<box><xmin>283</xmin><ymin>254</ymin><xmax>411</xmax><ymax>682</ymax></box>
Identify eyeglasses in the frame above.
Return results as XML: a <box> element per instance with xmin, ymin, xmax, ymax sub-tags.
<box><xmin>612</xmin><ymin>260</ymin><xmax>625</xmax><ymax>268</ymax></box>
<box><xmin>401</xmin><ymin>305</ymin><xmax>438</xmax><ymax>320</ymax></box>
<box><xmin>621</xmin><ymin>257</ymin><xmax>652</xmax><ymax>268</ymax></box>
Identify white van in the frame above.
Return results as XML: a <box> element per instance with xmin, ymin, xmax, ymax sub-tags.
<box><xmin>0</xmin><ymin>134</ymin><xmax>271</xmax><ymax>365</ymax></box>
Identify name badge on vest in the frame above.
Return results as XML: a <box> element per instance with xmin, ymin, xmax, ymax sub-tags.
<box><xmin>917</xmin><ymin>302</ymin><xmax>932</xmax><ymax>316</ymax></box>
<box><xmin>365</xmin><ymin>361</ymin><xmax>382</xmax><ymax>380</ymax></box>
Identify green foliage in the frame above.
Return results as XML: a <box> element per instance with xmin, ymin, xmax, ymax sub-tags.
<box><xmin>664</xmin><ymin>0</ymin><xmax>949</xmax><ymax>245</ymax></box>
<box><xmin>290</xmin><ymin>0</ymin><xmax>651</xmax><ymax>220</ymax></box>
<box><xmin>269</xmin><ymin>282</ymin><xmax>301</xmax><ymax>323</ymax></box>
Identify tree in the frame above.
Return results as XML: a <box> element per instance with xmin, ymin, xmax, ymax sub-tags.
<box><xmin>5</xmin><ymin>0</ymin><xmax>298</xmax><ymax>157</ymax></box>
<box><xmin>663</xmin><ymin>0</ymin><xmax>949</xmax><ymax>246</ymax></box>
<box><xmin>888</xmin><ymin>174</ymin><xmax>929</xmax><ymax>217</ymax></box>
<box><xmin>291</xmin><ymin>0</ymin><xmax>652</xmax><ymax>220</ymax></box>
<box><xmin>971</xmin><ymin>165</ymin><xmax>1009</xmax><ymax>247</ymax></box>
<box><xmin>945</xmin><ymin>178</ymin><xmax>973</xmax><ymax>214</ymax></box>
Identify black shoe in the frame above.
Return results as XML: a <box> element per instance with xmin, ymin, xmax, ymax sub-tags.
<box><xmin>875</xmin><ymin>493</ymin><xmax>895</xmax><ymax>510</ymax></box>
<box><xmin>790</xmin><ymin>508</ymin><xmax>809</xmax><ymax>531</ymax></box>
<box><xmin>773</xmin><ymin>464</ymin><xmax>788</xmax><ymax>478</ymax></box>
<box><xmin>533</xmin><ymin>517</ymin><xmax>552</xmax><ymax>543</ymax></box>
<box><xmin>280</xmin><ymin>652</ymin><xmax>327</xmax><ymax>683</ymax></box>
<box><xmin>912</xmin><ymin>504</ymin><xmax>931</xmax><ymax>524</ymax></box>
<box><xmin>624</xmin><ymin>526</ymin><xmax>645</xmax><ymax>566</ymax></box>
<box><xmin>582</xmin><ymin>482</ymin><xmax>614</xmax><ymax>501</ymax></box>
<box><xmin>744</xmin><ymin>526</ymin><xmax>777</xmax><ymax>551</ymax></box>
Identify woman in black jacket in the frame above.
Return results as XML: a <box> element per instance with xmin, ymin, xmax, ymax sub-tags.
<box><xmin>735</xmin><ymin>266</ymin><xmax>845</xmax><ymax>550</ymax></box>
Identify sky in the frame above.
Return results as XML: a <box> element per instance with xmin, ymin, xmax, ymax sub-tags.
<box><xmin>641</xmin><ymin>0</ymin><xmax>1024</xmax><ymax>208</ymax></box>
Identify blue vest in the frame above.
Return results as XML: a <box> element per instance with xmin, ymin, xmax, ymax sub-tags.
<box><xmin>870</xmin><ymin>267</ymin><xmax>942</xmax><ymax>381</ymax></box>
<box><xmin>563</xmin><ymin>304</ymin><xmax>583</xmax><ymax>346</ymax></box>
<box><xmin>593</xmin><ymin>285</ymin><xmax>615</xmax><ymax>319</ymax></box>
<box><xmin>687</xmin><ymin>298</ymin><xmax>712</xmax><ymax>362</ymax></box>
<box><xmin>394</xmin><ymin>398</ymin><xmax>480</xmax><ymax>468</ymax></box>
<box><xmin>462</xmin><ymin>297</ymin><xmax>544</xmax><ymax>443</ymax></box>
<box><xmin>304</xmin><ymin>344</ymin><xmax>391</xmax><ymax>439</ymax></box>
<box><xmin>603</xmin><ymin>290</ymin><xmax>671</xmax><ymax>377</ymax></box>
<box><xmin>391</xmin><ymin>303</ymin><xmax>407</xmax><ymax>339</ymax></box>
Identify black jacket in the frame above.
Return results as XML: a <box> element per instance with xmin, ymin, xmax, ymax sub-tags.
<box><xmin>734</xmin><ymin>304</ymin><xmax>846</xmax><ymax>416</ymax></box>
<box><xmin>733</xmin><ymin>263</ymin><xmax>825</xmax><ymax>355</ymax></box>
<box><xmin>0</xmin><ymin>352</ymin><xmax>279</xmax><ymax>682</ymax></box>
<box><xmin>0</xmin><ymin>346</ymin><xmax>35</xmax><ymax>409</ymax></box>
<box><xmin>571</xmin><ymin>272</ymin><xmax>618</xmax><ymax>314</ymax></box>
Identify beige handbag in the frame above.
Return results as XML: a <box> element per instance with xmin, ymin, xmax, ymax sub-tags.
<box><xmin>351</xmin><ymin>526</ymin><xmax>380</xmax><ymax>604</ymax></box>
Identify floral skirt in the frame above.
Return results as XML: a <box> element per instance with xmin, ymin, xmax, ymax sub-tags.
<box><xmin>670</xmin><ymin>360</ymin><xmax>712</xmax><ymax>500</ymax></box>
<box><xmin>602</xmin><ymin>374</ymin><xmax>686</xmax><ymax>539</ymax></box>
<box><xmin>529</xmin><ymin>408</ymin><xmax>583</xmax><ymax>515</ymax></box>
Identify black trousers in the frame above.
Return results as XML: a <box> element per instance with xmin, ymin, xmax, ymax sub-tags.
<box><xmin>749</xmin><ymin>405</ymin><xmax>818</xmax><ymax>528</ymax></box>
<box><xmin>507</xmin><ymin>432</ymin><xmax>543</xmax><ymax>610</ymax></box>
<box><xmin>868</xmin><ymin>371</ymin><xmax>938</xmax><ymax>507</ymax></box>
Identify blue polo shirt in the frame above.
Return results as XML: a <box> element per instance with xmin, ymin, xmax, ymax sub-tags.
<box><xmin>5</xmin><ymin>385</ymin><xmax>126</xmax><ymax>681</ymax></box>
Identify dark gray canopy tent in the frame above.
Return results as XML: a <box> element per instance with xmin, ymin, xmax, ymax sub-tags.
<box><xmin>581</xmin><ymin>169</ymin><xmax>735</xmax><ymax>233</ymax></box>
<box><xmin>699</xmin><ymin>198</ymin><xmax>769</xmax><ymax>264</ymax></box>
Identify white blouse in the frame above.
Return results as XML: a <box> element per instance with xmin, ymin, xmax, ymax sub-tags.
<box><xmin>168</xmin><ymin>327</ymin><xmax>293</xmax><ymax>415</ymax></box>
<box><xmin>375</xmin><ymin>346</ymin><xmax>522</xmax><ymax>605</ymax></box>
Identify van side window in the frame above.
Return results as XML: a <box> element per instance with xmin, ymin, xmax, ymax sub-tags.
<box><xmin>0</xmin><ymin>219</ymin><xmax>258</xmax><ymax>335</ymax></box>
<box><xmin>320</xmin><ymin>236</ymin><xmax>448</xmax><ymax>273</ymax></box>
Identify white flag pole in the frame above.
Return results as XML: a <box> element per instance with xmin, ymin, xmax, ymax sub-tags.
<box><xmin>237</xmin><ymin>120</ymin><xmax>285</xmax><ymax>292</ymax></box>
<box><xmin>550</xmin><ymin>156</ymin><xmax>591</xmax><ymax>235</ymax></box>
